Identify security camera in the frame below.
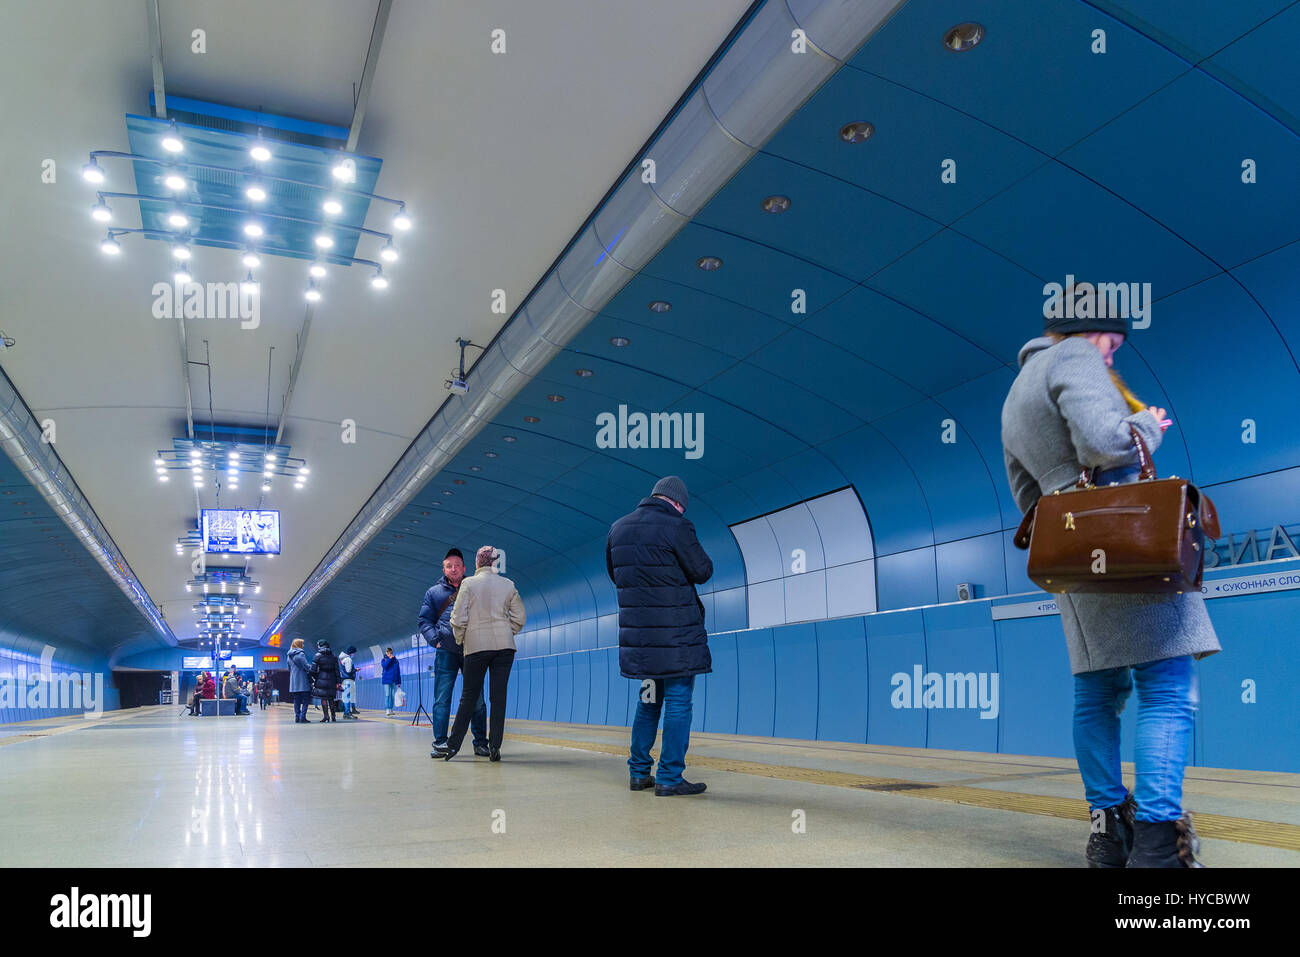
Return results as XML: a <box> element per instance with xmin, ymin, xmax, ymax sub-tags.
<box><xmin>446</xmin><ymin>376</ymin><xmax>469</xmax><ymax>395</ymax></box>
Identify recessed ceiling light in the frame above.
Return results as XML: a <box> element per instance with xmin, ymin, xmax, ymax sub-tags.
<box><xmin>609</xmin><ymin>336</ymin><xmax>630</xmax><ymax>347</ymax></box>
<box><xmin>441</xmin><ymin>490</ymin><xmax>454</xmax><ymax>496</ymax></box>
<box><xmin>943</xmin><ymin>22</ymin><xmax>985</xmax><ymax>52</ymax></box>
<box><xmin>523</xmin><ymin>415</ymin><xmax>540</xmax><ymax>423</ymax></box>
<box><xmin>696</xmin><ymin>256</ymin><xmax>722</xmax><ymax>271</ymax></box>
<box><xmin>574</xmin><ymin>369</ymin><xmax>592</xmax><ymax>378</ymax></box>
<box><xmin>761</xmin><ymin>195</ymin><xmax>791</xmax><ymax>213</ymax></box>
<box><xmin>839</xmin><ymin>121</ymin><xmax>875</xmax><ymax>144</ymax></box>
<box><xmin>244</xmin><ymin>222</ymin><xmax>264</xmax><ymax>238</ymax></box>
<box><xmin>245</xmin><ymin>182</ymin><xmax>267</xmax><ymax>202</ymax></box>
<box><xmin>164</xmin><ymin>172</ymin><xmax>187</xmax><ymax>191</ymax></box>
<box><xmin>648</xmin><ymin>301</ymin><xmax>671</xmax><ymax>312</ymax></box>
<box><xmin>322</xmin><ymin>197</ymin><xmax>343</xmax><ymax>216</ymax></box>
<box><xmin>501</xmin><ymin>436</ymin><xmax>517</xmax><ymax>443</ymax></box>
<box><xmin>484</xmin><ymin>451</ymin><xmax>499</xmax><ymax>458</ymax></box>
<box><xmin>314</xmin><ymin>234</ymin><xmax>334</xmax><ymax>249</ymax></box>
<box><xmin>168</xmin><ymin>211</ymin><xmax>189</xmax><ymax>228</ymax></box>
<box><xmin>469</xmin><ymin>465</ymin><xmax>482</xmax><ymax>472</ymax></box>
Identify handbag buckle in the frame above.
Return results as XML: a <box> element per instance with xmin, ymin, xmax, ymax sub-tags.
<box><xmin>1064</xmin><ymin>512</ymin><xmax>1075</xmax><ymax>531</ymax></box>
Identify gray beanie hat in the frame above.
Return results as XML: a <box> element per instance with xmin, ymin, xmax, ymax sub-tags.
<box><xmin>1043</xmin><ymin>282</ymin><xmax>1128</xmax><ymax>337</ymax></box>
<box><xmin>652</xmin><ymin>475</ymin><xmax>689</xmax><ymax>511</ymax></box>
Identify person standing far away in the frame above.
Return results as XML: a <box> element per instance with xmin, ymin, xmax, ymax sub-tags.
<box><xmin>442</xmin><ymin>545</ymin><xmax>525</xmax><ymax>762</ymax></box>
<box><xmin>337</xmin><ymin>646</ymin><xmax>360</xmax><ymax>720</ymax></box>
<box><xmin>381</xmin><ymin>647</ymin><xmax>401</xmax><ymax>715</ymax></box>
<box><xmin>606</xmin><ymin>476</ymin><xmax>714</xmax><ymax>796</ymax></box>
<box><xmin>288</xmin><ymin>640</ymin><xmax>312</xmax><ymax>723</ymax></box>
<box><xmin>419</xmin><ymin>548</ymin><xmax>489</xmax><ymax>758</ymax></box>
<box><xmin>310</xmin><ymin>640</ymin><xmax>341</xmax><ymax>723</ymax></box>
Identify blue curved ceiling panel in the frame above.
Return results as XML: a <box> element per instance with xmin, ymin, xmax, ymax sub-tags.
<box><xmin>288</xmin><ymin>0</ymin><xmax>1299</xmax><ymax>667</ymax></box>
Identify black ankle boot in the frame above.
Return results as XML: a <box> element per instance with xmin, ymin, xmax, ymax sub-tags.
<box><xmin>1086</xmin><ymin>793</ymin><xmax>1136</xmax><ymax>868</ymax></box>
<box><xmin>1128</xmin><ymin>813</ymin><xmax>1204</xmax><ymax>868</ymax></box>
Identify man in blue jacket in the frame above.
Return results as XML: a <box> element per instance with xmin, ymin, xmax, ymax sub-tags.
<box><xmin>607</xmin><ymin>476</ymin><xmax>713</xmax><ymax>796</ymax></box>
<box><xmin>418</xmin><ymin>547</ymin><xmax>488</xmax><ymax>758</ymax></box>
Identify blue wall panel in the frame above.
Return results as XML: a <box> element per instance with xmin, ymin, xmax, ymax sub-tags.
<box><xmin>589</xmin><ymin>648</ymin><xmax>609</xmax><ymax>725</ymax></box>
<box><xmin>542</xmin><ymin>657</ymin><xmax>559</xmax><ymax>722</ymax></box>
<box><xmin>921</xmin><ymin>603</ymin><xmax>1000</xmax><ymax>753</ymax></box>
<box><xmin>771</xmin><ymin>623</ymin><xmax>818</xmax><ymax>739</ymax></box>
<box><xmin>572</xmin><ymin>652</ymin><xmax>591</xmax><ymax>725</ymax></box>
<box><xmin>735</xmin><ymin>628</ymin><xmax>775</xmax><ymax>737</ymax></box>
<box><xmin>876</xmin><ymin>547</ymin><xmax>938</xmax><ymax>611</ymax></box>
<box><xmin>704</xmin><ymin>634</ymin><xmax>738</xmax><ymax>734</ymax></box>
<box><xmin>1197</xmin><ymin>592</ymin><xmax>1300</xmax><ymax>772</ymax></box>
<box><xmin>556</xmin><ymin>655</ymin><xmax>574</xmax><ymax>724</ymax></box>
<box><xmin>993</xmin><ymin>617</ymin><xmax>1074</xmax><ymax>759</ymax></box>
<box><xmin>815</xmin><ymin>617</ymin><xmax>868</xmax><ymax>743</ymax></box>
<box><xmin>864</xmin><ymin>609</ymin><xmax>927</xmax><ymax>747</ymax></box>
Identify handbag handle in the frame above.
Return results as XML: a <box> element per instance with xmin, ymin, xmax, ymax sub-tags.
<box><xmin>1075</xmin><ymin>423</ymin><xmax>1158</xmax><ymax>488</ymax></box>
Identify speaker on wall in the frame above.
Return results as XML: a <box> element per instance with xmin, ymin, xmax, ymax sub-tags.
<box><xmin>957</xmin><ymin>582</ymin><xmax>974</xmax><ymax>601</ymax></box>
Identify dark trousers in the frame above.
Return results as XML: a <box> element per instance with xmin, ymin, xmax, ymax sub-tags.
<box><xmin>293</xmin><ymin>690</ymin><xmax>310</xmax><ymax>721</ymax></box>
<box><xmin>447</xmin><ymin>649</ymin><xmax>516</xmax><ymax>752</ymax></box>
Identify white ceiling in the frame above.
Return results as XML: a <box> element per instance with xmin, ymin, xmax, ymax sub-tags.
<box><xmin>0</xmin><ymin>0</ymin><xmax>753</xmax><ymax>648</ymax></box>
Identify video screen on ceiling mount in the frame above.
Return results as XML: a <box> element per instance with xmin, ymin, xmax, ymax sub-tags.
<box><xmin>201</xmin><ymin>509</ymin><xmax>281</xmax><ymax>554</ymax></box>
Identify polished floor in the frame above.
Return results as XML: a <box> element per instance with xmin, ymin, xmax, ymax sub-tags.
<box><xmin>1</xmin><ymin>704</ymin><xmax>1297</xmax><ymax>867</ymax></box>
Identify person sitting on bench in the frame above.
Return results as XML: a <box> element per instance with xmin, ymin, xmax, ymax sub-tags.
<box><xmin>188</xmin><ymin>672</ymin><xmax>215</xmax><ymax>715</ymax></box>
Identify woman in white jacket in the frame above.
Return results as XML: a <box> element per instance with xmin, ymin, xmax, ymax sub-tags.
<box><xmin>442</xmin><ymin>546</ymin><xmax>525</xmax><ymax>762</ymax></box>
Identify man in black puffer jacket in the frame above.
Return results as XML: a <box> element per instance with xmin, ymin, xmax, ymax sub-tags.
<box><xmin>606</xmin><ymin>476</ymin><xmax>713</xmax><ymax>796</ymax></box>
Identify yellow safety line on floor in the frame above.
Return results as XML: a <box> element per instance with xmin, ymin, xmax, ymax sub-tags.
<box><xmin>0</xmin><ymin>707</ymin><xmax>143</xmax><ymax>747</ymax></box>
<box><xmin>504</xmin><ymin>732</ymin><xmax>1300</xmax><ymax>853</ymax></box>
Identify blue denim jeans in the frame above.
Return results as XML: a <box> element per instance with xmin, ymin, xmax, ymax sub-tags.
<box><xmin>1073</xmin><ymin>655</ymin><xmax>1197</xmax><ymax>822</ymax></box>
<box><xmin>629</xmin><ymin>676</ymin><xmax>695</xmax><ymax>788</ymax></box>
<box><xmin>383</xmin><ymin>684</ymin><xmax>396</xmax><ymax>710</ymax></box>
<box><xmin>292</xmin><ymin>690</ymin><xmax>310</xmax><ymax>721</ymax></box>
<box><xmin>432</xmin><ymin>649</ymin><xmax>486</xmax><ymax>748</ymax></box>
<box><xmin>341</xmin><ymin>679</ymin><xmax>356</xmax><ymax>713</ymax></box>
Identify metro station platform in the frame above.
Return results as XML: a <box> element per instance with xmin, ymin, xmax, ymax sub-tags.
<box><xmin>3</xmin><ymin>706</ymin><xmax>1297</xmax><ymax>868</ymax></box>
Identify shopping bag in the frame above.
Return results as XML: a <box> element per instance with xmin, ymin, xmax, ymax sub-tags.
<box><xmin>393</xmin><ymin>686</ymin><xmax>406</xmax><ymax>708</ymax></box>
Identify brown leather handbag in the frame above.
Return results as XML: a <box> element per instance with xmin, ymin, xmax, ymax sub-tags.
<box><xmin>1013</xmin><ymin>426</ymin><xmax>1221</xmax><ymax>594</ymax></box>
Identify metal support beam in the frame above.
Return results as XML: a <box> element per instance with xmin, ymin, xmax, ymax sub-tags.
<box><xmin>146</xmin><ymin>0</ymin><xmax>167</xmax><ymax>118</ymax></box>
<box><xmin>346</xmin><ymin>0</ymin><xmax>392</xmax><ymax>152</ymax></box>
<box><xmin>177</xmin><ymin>316</ymin><xmax>194</xmax><ymax>439</ymax></box>
<box><xmin>275</xmin><ymin>304</ymin><xmax>315</xmax><ymax>445</ymax></box>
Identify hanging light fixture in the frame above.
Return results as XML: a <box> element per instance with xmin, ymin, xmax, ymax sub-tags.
<box><xmin>82</xmin><ymin>158</ymin><xmax>106</xmax><ymax>183</ymax></box>
<box><xmin>161</xmin><ymin>120</ymin><xmax>184</xmax><ymax>153</ymax></box>
<box><xmin>90</xmin><ymin>199</ymin><xmax>112</xmax><ymax>222</ymax></box>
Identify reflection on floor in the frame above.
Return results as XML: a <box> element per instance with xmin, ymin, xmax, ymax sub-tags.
<box><xmin>1</xmin><ymin>705</ymin><xmax>1296</xmax><ymax>867</ymax></box>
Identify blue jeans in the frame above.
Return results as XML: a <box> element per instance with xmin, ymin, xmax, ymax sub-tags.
<box><xmin>629</xmin><ymin>676</ymin><xmax>695</xmax><ymax>788</ymax></box>
<box><xmin>1073</xmin><ymin>655</ymin><xmax>1197</xmax><ymax>822</ymax></box>
<box><xmin>233</xmin><ymin>693</ymin><xmax>249</xmax><ymax>714</ymax></box>
<box><xmin>342</xmin><ymin>679</ymin><xmax>356</xmax><ymax>713</ymax></box>
<box><xmin>432</xmin><ymin>649</ymin><xmax>486</xmax><ymax>748</ymax></box>
<box><xmin>384</xmin><ymin>684</ymin><xmax>396</xmax><ymax>710</ymax></box>
<box><xmin>293</xmin><ymin>690</ymin><xmax>310</xmax><ymax>720</ymax></box>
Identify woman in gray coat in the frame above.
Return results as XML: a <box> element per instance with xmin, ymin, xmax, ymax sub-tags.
<box><xmin>1001</xmin><ymin>284</ymin><xmax>1219</xmax><ymax>868</ymax></box>
<box><xmin>287</xmin><ymin>638</ymin><xmax>313</xmax><ymax>724</ymax></box>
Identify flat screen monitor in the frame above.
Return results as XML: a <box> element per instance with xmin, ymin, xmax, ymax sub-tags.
<box><xmin>182</xmin><ymin>656</ymin><xmax>213</xmax><ymax>669</ymax></box>
<box><xmin>201</xmin><ymin>508</ymin><xmax>281</xmax><ymax>554</ymax></box>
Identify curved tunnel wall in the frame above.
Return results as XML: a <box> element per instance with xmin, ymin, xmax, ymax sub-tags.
<box><xmin>292</xmin><ymin>0</ymin><xmax>1300</xmax><ymax>770</ymax></box>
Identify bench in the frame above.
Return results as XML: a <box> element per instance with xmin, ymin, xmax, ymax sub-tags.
<box><xmin>198</xmin><ymin>698</ymin><xmax>239</xmax><ymax>716</ymax></box>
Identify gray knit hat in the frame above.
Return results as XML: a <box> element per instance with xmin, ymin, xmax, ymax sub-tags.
<box><xmin>651</xmin><ymin>475</ymin><xmax>689</xmax><ymax>511</ymax></box>
<box><xmin>1043</xmin><ymin>282</ymin><xmax>1128</xmax><ymax>337</ymax></box>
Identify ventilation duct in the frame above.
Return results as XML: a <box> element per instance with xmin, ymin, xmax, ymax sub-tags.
<box><xmin>268</xmin><ymin>0</ymin><xmax>907</xmax><ymax>638</ymax></box>
<box><xmin>0</xmin><ymin>365</ymin><xmax>173</xmax><ymax>642</ymax></box>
